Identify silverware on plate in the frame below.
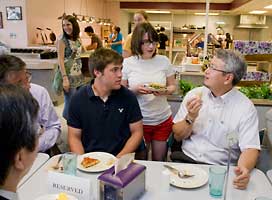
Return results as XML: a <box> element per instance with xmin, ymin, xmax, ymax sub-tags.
<box><xmin>164</xmin><ymin>164</ymin><xmax>194</xmax><ymax>178</ymax></box>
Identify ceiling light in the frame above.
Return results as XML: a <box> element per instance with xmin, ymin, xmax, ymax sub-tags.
<box><xmin>195</xmin><ymin>12</ymin><xmax>219</xmax><ymax>16</ymax></box>
<box><xmin>215</xmin><ymin>21</ymin><xmax>226</xmax><ymax>25</ymax></box>
<box><xmin>249</xmin><ymin>10</ymin><xmax>267</xmax><ymax>14</ymax></box>
<box><xmin>264</xmin><ymin>5</ymin><xmax>272</xmax><ymax>9</ymax></box>
<box><xmin>146</xmin><ymin>10</ymin><xmax>171</xmax><ymax>14</ymax></box>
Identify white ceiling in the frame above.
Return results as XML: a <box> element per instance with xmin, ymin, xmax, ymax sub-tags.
<box><xmin>233</xmin><ymin>0</ymin><xmax>272</xmax><ymax>15</ymax></box>
<box><xmin>110</xmin><ymin>0</ymin><xmax>272</xmax><ymax>15</ymax></box>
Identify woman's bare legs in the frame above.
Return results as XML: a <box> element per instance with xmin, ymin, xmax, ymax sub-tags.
<box><xmin>151</xmin><ymin>140</ymin><xmax>167</xmax><ymax>161</ymax></box>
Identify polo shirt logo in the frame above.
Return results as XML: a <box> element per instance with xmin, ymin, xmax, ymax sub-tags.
<box><xmin>118</xmin><ymin>108</ymin><xmax>124</xmax><ymax>113</ymax></box>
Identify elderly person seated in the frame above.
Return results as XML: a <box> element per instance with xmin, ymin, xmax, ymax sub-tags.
<box><xmin>0</xmin><ymin>84</ymin><xmax>39</xmax><ymax>200</ymax></box>
<box><xmin>0</xmin><ymin>55</ymin><xmax>61</xmax><ymax>154</ymax></box>
<box><xmin>173</xmin><ymin>49</ymin><xmax>260</xmax><ymax>189</ymax></box>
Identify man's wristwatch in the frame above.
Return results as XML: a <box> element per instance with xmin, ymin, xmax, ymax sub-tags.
<box><xmin>185</xmin><ymin>115</ymin><xmax>194</xmax><ymax>125</ymax></box>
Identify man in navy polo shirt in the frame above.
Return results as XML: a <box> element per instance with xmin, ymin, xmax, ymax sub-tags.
<box><xmin>68</xmin><ymin>48</ymin><xmax>144</xmax><ymax>158</ymax></box>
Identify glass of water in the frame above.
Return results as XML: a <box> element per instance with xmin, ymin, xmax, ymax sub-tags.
<box><xmin>63</xmin><ymin>152</ymin><xmax>77</xmax><ymax>176</ymax></box>
<box><xmin>209</xmin><ymin>166</ymin><xmax>227</xmax><ymax>198</ymax></box>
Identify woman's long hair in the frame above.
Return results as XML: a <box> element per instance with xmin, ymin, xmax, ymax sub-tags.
<box><xmin>62</xmin><ymin>15</ymin><xmax>80</xmax><ymax>41</ymax></box>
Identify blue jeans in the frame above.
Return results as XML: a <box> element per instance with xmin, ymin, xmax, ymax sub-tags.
<box><xmin>63</xmin><ymin>87</ymin><xmax>77</xmax><ymax>120</ymax></box>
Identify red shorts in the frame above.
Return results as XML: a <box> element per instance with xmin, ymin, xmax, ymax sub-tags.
<box><xmin>143</xmin><ymin>116</ymin><xmax>173</xmax><ymax>143</ymax></box>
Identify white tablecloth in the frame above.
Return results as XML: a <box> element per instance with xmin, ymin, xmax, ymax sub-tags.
<box><xmin>17</xmin><ymin>153</ymin><xmax>49</xmax><ymax>188</ymax></box>
<box><xmin>17</xmin><ymin>155</ymin><xmax>272</xmax><ymax>200</ymax></box>
<box><xmin>267</xmin><ymin>169</ymin><xmax>272</xmax><ymax>185</ymax></box>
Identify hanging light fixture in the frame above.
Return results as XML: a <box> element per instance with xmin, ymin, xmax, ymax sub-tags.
<box><xmin>57</xmin><ymin>0</ymin><xmax>66</xmax><ymax>19</ymax></box>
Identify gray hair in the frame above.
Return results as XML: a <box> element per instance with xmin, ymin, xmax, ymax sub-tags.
<box><xmin>215</xmin><ymin>49</ymin><xmax>247</xmax><ymax>85</ymax></box>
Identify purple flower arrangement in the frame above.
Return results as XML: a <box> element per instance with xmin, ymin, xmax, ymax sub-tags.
<box><xmin>234</xmin><ymin>40</ymin><xmax>272</xmax><ymax>55</ymax></box>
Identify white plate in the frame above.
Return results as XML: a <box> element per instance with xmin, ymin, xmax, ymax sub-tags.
<box><xmin>147</xmin><ymin>87</ymin><xmax>167</xmax><ymax>92</ymax></box>
<box><xmin>77</xmin><ymin>152</ymin><xmax>116</xmax><ymax>172</ymax></box>
<box><xmin>34</xmin><ymin>194</ymin><xmax>78</xmax><ymax>200</ymax></box>
<box><xmin>169</xmin><ymin>165</ymin><xmax>208</xmax><ymax>189</ymax></box>
<box><xmin>143</xmin><ymin>84</ymin><xmax>167</xmax><ymax>92</ymax></box>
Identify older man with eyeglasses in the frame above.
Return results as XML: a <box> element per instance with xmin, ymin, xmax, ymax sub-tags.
<box><xmin>0</xmin><ymin>55</ymin><xmax>61</xmax><ymax>154</ymax></box>
<box><xmin>172</xmin><ymin>49</ymin><xmax>260</xmax><ymax>190</ymax></box>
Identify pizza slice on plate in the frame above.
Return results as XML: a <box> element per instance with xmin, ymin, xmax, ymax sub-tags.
<box><xmin>81</xmin><ymin>157</ymin><xmax>100</xmax><ymax>168</ymax></box>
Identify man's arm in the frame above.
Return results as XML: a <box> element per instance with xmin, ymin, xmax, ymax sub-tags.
<box><xmin>31</xmin><ymin>85</ymin><xmax>61</xmax><ymax>152</ymax></box>
<box><xmin>173</xmin><ymin>97</ymin><xmax>202</xmax><ymax>141</ymax></box>
<box><xmin>110</xmin><ymin>40</ymin><xmax>123</xmax><ymax>46</ymax></box>
<box><xmin>68</xmin><ymin>126</ymin><xmax>85</xmax><ymax>154</ymax></box>
<box><xmin>233</xmin><ymin>148</ymin><xmax>259</xmax><ymax>189</ymax></box>
<box><xmin>38</xmin><ymin>123</ymin><xmax>60</xmax><ymax>152</ymax></box>
<box><xmin>172</xmin><ymin>119</ymin><xmax>194</xmax><ymax>141</ymax></box>
<box><xmin>116</xmin><ymin>120</ymin><xmax>143</xmax><ymax>158</ymax></box>
<box><xmin>86</xmin><ymin>42</ymin><xmax>98</xmax><ymax>50</ymax></box>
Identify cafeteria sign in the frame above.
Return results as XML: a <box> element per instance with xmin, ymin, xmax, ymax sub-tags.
<box><xmin>48</xmin><ymin>171</ymin><xmax>92</xmax><ymax>200</ymax></box>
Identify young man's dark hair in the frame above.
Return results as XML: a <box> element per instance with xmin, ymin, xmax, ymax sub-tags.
<box><xmin>84</xmin><ymin>26</ymin><xmax>94</xmax><ymax>33</ymax></box>
<box><xmin>0</xmin><ymin>84</ymin><xmax>39</xmax><ymax>185</ymax></box>
<box><xmin>131</xmin><ymin>22</ymin><xmax>158</xmax><ymax>57</ymax></box>
<box><xmin>0</xmin><ymin>55</ymin><xmax>26</xmax><ymax>82</ymax></box>
<box><xmin>89</xmin><ymin>48</ymin><xmax>123</xmax><ymax>77</ymax></box>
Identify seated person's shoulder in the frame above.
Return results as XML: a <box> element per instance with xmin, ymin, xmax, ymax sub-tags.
<box><xmin>30</xmin><ymin>83</ymin><xmax>49</xmax><ymax>97</ymax></box>
<box><xmin>119</xmin><ymin>86</ymin><xmax>137</xmax><ymax>98</ymax></box>
<box><xmin>236</xmin><ymin>89</ymin><xmax>256</xmax><ymax>111</ymax></box>
<box><xmin>74</xmin><ymin>84</ymin><xmax>89</xmax><ymax>97</ymax></box>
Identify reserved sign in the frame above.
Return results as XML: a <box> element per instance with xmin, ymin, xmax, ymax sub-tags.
<box><xmin>48</xmin><ymin>171</ymin><xmax>92</xmax><ymax>200</ymax></box>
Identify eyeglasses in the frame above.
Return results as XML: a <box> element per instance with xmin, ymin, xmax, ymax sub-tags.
<box><xmin>207</xmin><ymin>63</ymin><xmax>231</xmax><ymax>74</ymax></box>
<box><xmin>141</xmin><ymin>40</ymin><xmax>157</xmax><ymax>47</ymax></box>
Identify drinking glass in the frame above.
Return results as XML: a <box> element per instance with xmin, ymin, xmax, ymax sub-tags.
<box><xmin>63</xmin><ymin>152</ymin><xmax>77</xmax><ymax>176</ymax></box>
<box><xmin>209</xmin><ymin>166</ymin><xmax>226</xmax><ymax>198</ymax></box>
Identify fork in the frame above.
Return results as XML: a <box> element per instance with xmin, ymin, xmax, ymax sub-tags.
<box><xmin>164</xmin><ymin>165</ymin><xmax>194</xmax><ymax>178</ymax></box>
<box><xmin>52</xmin><ymin>155</ymin><xmax>62</xmax><ymax>170</ymax></box>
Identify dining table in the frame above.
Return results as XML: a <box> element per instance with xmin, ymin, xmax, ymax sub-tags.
<box><xmin>17</xmin><ymin>154</ymin><xmax>272</xmax><ymax>200</ymax></box>
<box><xmin>17</xmin><ymin>153</ymin><xmax>49</xmax><ymax>188</ymax></box>
<box><xmin>267</xmin><ymin>169</ymin><xmax>272</xmax><ymax>185</ymax></box>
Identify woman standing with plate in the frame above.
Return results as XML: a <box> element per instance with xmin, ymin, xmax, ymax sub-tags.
<box><xmin>57</xmin><ymin>15</ymin><xmax>84</xmax><ymax>119</ymax></box>
<box><xmin>122</xmin><ymin>23</ymin><xmax>176</xmax><ymax>161</ymax></box>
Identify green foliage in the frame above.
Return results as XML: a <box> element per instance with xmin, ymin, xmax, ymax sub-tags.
<box><xmin>179</xmin><ymin>80</ymin><xmax>197</xmax><ymax>96</ymax></box>
<box><xmin>239</xmin><ymin>83</ymin><xmax>272</xmax><ymax>100</ymax></box>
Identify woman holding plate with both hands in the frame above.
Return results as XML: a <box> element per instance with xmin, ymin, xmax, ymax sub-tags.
<box><xmin>121</xmin><ymin>22</ymin><xmax>176</xmax><ymax>161</ymax></box>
